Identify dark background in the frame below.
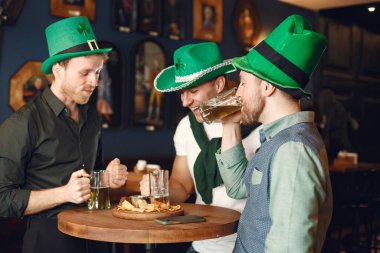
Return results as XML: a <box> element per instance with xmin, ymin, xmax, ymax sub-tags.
<box><xmin>0</xmin><ymin>0</ymin><xmax>315</xmax><ymax>163</ymax></box>
<box><xmin>1</xmin><ymin>1</ymin><xmax>380</xmax><ymax>253</ymax></box>
<box><xmin>0</xmin><ymin>0</ymin><xmax>379</xmax><ymax>165</ymax></box>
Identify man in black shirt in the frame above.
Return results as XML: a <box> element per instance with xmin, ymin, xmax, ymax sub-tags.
<box><xmin>0</xmin><ymin>16</ymin><xmax>128</xmax><ymax>253</ymax></box>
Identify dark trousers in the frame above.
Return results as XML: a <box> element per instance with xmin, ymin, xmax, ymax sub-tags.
<box><xmin>22</xmin><ymin>217</ymin><xmax>109</xmax><ymax>253</ymax></box>
<box><xmin>186</xmin><ymin>245</ymin><xmax>200</xmax><ymax>253</ymax></box>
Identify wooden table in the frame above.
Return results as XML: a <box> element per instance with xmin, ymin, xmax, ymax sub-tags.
<box><xmin>57</xmin><ymin>203</ymin><xmax>240</xmax><ymax>244</ymax></box>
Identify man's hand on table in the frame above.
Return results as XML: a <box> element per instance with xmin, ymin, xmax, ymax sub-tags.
<box><xmin>106</xmin><ymin>158</ymin><xmax>128</xmax><ymax>188</ymax></box>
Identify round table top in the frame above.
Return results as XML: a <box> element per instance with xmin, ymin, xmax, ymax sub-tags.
<box><xmin>57</xmin><ymin>203</ymin><xmax>241</xmax><ymax>244</ymax></box>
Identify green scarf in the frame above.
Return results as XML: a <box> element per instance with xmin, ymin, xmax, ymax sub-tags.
<box><xmin>189</xmin><ymin>112</ymin><xmax>260</xmax><ymax>204</ymax></box>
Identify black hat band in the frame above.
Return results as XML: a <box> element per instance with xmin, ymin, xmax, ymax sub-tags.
<box><xmin>255</xmin><ymin>41</ymin><xmax>309</xmax><ymax>88</ymax></box>
<box><xmin>55</xmin><ymin>40</ymin><xmax>99</xmax><ymax>55</ymax></box>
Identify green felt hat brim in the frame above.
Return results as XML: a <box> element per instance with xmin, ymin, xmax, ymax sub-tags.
<box><xmin>232</xmin><ymin>52</ymin><xmax>312</xmax><ymax>98</ymax></box>
<box><xmin>155</xmin><ymin>62</ymin><xmax>236</xmax><ymax>93</ymax></box>
<box><xmin>41</xmin><ymin>47</ymin><xmax>112</xmax><ymax>74</ymax></box>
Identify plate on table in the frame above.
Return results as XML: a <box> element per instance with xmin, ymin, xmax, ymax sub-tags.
<box><xmin>112</xmin><ymin>196</ymin><xmax>183</xmax><ymax>221</ymax></box>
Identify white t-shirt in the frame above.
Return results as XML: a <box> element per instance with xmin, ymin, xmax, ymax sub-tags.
<box><xmin>173</xmin><ymin>115</ymin><xmax>261</xmax><ymax>253</ymax></box>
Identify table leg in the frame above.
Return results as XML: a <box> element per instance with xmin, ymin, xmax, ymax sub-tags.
<box><xmin>144</xmin><ymin>243</ymin><xmax>157</xmax><ymax>253</ymax></box>
<box><xmin>111</xmin><ymin>242</ymin><xmax>123</xmax><ymax>253</ymax></box>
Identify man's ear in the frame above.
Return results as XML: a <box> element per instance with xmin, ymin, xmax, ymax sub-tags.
<box><xmin>214</xmin><ymin>76</ymin><xmax>226</xmax><ymax>93</ymax></box>
<box><xmin>262</xmin><ymin>81</ymin><xmax>276</xmax><ymax>97</ymax></box>
<box><xmin>52</xmin><ymin>63</ymin><xmax>63</xmax><ymax>80</ymax></box>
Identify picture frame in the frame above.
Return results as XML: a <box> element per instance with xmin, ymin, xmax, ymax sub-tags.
<box><xmin>0</xmin><ymin>0</ymin><xmax>26</xmax><ymax>26</ymax></box>
<box><xmin>163</xmin><ymin>0</ymin><xmax>185</xmax><ymax>40</ymax></box>
<box><xmin>233</xmin><ymin>0</ymin><xmax>261</xmax><ymax>52</ymax></box>
<box><xmin>9</xmin><ymin>61</ymin><xmax>53</xmax><ymax>111</ymax></box>
<box><xmin>112</xmin><ymin>0</ymin><xmax>137</xmax><ymax>33</ymax></box>
<box><xmin>193</xmin><ymin>0</ymin><xmax>223</xmax><ymax>43</ymax></box>
<box><xmin>137</xmin><ymin>0</ymin><xmax>162</xmax><ymax>36</ymax></box>
<box><xmin>90</xmin><ymin>41</ymin><xmax>125</xmax><ymax>128</ymax></box>
<box><xmin>50</xmin><ymin>0</ymin><xmax>96</xmax><ymax>21</ymax></box>
<box><xmin>132</xmin><ymin>39</ymin><xmax>166</xmax><ymax>129</ymax></box>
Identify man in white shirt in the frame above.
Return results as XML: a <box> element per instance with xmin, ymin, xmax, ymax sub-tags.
<box><xmin>140</xmin><ymin>42</ymin><xmax>260</xmax><ymax>253</ymax></box>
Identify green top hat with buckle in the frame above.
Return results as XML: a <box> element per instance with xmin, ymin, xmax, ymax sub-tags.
<box><xmin>41</xmin><ymin>16</ymin><xmax>112</xmax><ymax>74</ymax></box>
<box><xmin>232</xmin><ymin>14</ymin><xmax>328</xmax><ymax>98</ymax></box>
<box><xmin>154</xmin><ymin>42</ymin><xmax>236</xmax><ymax>93</ymax></box>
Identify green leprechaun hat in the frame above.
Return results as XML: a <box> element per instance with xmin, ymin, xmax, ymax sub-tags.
<box><xmin>41</xmin><ymin>16</ymin><xmax>112</xmax><ymax>74</ymax></box>
<box><xmin>232</xmin><ymin>14</ymin><xmax>327</xmax><ymax>98</ymax></box>
<box><xmin>154</xmin><ymin>42</ymin><xmax>236</xmax><ymax>93</ymax></box>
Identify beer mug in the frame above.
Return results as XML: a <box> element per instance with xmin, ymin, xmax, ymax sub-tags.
<box><xmin>148</xmin><ymin>169</ymin><xmax>170</xmax><ymax>206</ymax></box>
<box><xmin>88</xmin><ymin>170</ymin><xmax>111</xmax><ymax>210</ymax></box>
<box><xmin>198</xmin><ymin>87</ymin><xmax>242</xmax><ymax>124</ymax></box>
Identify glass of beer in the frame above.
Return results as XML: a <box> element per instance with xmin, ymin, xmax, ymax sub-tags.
<box><xmin>87</xmin><ymin>170</ymin><xmax>111</xmax><ymax>210</ymax></box>
<box><xmin>148</xmin><ymin>169</ymin><xmax>170</xmax><ymax>207</ymax></box>
<box><xmin>198</xmin><ymin>87</ymin><xmax>242</xmax><ymax>124</ymax></box>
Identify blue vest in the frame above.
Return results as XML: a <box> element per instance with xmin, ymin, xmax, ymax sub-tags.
<box><xmin>234</xmin><ymin>122</ymin><xmax>324</xmax><ymax>253</ymax></box>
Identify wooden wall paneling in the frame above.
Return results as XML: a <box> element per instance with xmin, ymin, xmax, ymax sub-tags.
<box><xmin>320</xmin><ymin>73</ymin><xmax>354</xmax><ymax>95</ymax></box>
<box><xmin>318</xmin><ymin>16</ymin><xmax>380</xmax><ymax>163</ymax></box>
<box><xmin>359</xmin><ymin>98</ymin><xmax>380</xmax><ymax>161</ymax></box>
<box><xmin>325</xmin><ymin>20</ymin><xmax>353</xmax><ymax>73</ymax></box>
<box><xmin>362</xmin><ymin>80</ymin><xmax>380</xmax><ymax>102</ymax></box>
<box><xmin>359</xmin><ymin>30</ymin><xmax>380</xmax><ymax>78</ymax></box>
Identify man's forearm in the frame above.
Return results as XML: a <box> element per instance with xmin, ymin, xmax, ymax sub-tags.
<box><xmin>24</xmin><ymin>187</ymin><xmax>67</xmax><ymax>215</ymax></box>
<box><xmin>221</xmin><ymin>122</ymin><xmax>242</xmax><ymax>153</ymax></box>
<box><xmin>169</xmin><ymin>179</ymin><xmax>193</xmax><ymax>204</ymax></box>
<box><xmin>216</xmin><ymin>143</ymin><xmax>249</xmax><ymax>199</ymax></box>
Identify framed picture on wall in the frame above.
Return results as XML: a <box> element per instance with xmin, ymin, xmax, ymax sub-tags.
<box><xmin>9</xmin><ymin>61</ymin><xmax>53</xmax><ymax>111</ymax></box>
<box><xmin>89</xmin><ymin>41</ymin><xmax>124</xmax><ymax>128</ymax></box>
<box><xmin>50</xmin><ymin>0</ymin><xmax>96</xmax><ymax>21</ymax></box>
<box><xmin>233</xmin><ymin>0</ymin><xmax>261</xmax><ymax>52</ymax></box>
<box><xmin>193</xmin><ymin>0</ymin><xmax>223</xmax><ymax>43</ymax></box>
<box><xmin>0</xmin><ymin>0</ymin><xmax>26</xmax><ymax>25</ymax></box>
<box><xmin>112</xmin><ymin>0</ymin><xmax>137</xmax><ymax>32</ymax></box>
<box><xmin>137</xmin><ymin>0</ymin><xmax>162</xmax><ymax>36</ymax></box>
<box><xmin>133</xmin><ymin>39</ymin><xmax>166</xmax><ymax>129</ymax></box>
<box><xmin>163</xmin><ymin>0</ymin><xmax>185</xmax><ymax>40</ymax></box>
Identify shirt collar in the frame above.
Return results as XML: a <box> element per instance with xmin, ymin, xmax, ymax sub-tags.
<box><xmin>42</xmin><ymin>87</ymin><xmax>89</xmax><ymax>117</ymax></box>
<box><xmin>259</xmin><ymin>111</ymin><xmax>315</xmax><ymax>142</ymax></box>
<box><xmin>43</xmin><ymin>88</ymin><xmax>65</xmax><ymax>117</ymax></box>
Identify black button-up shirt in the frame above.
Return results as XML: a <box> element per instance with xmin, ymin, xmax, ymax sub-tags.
<box><xmin>0</xmin><ymin>88</ymin><xmax>103</xmax><ymax>218</ymax></box>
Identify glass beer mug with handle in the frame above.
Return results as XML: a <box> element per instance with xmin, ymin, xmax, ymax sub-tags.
<box><xmin>198</xmin><ymin>87</ymin><xmax>242</xmax><ymax>124</ymax></box>
<box><xmin>87</xmin><ymin>170</ymin><xmax>111</xmax><ymax>210</ymax></box>
<box><xmin>149</xmin><ymin>169</ymin><xmax>170</xmax><ymax>207</ymax></box>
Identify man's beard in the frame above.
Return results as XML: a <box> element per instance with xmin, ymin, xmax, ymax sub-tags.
<box><xmin>241</xmin><ymin>93</ymin><xmax>264</xmax><ymax>125</ymax></box>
